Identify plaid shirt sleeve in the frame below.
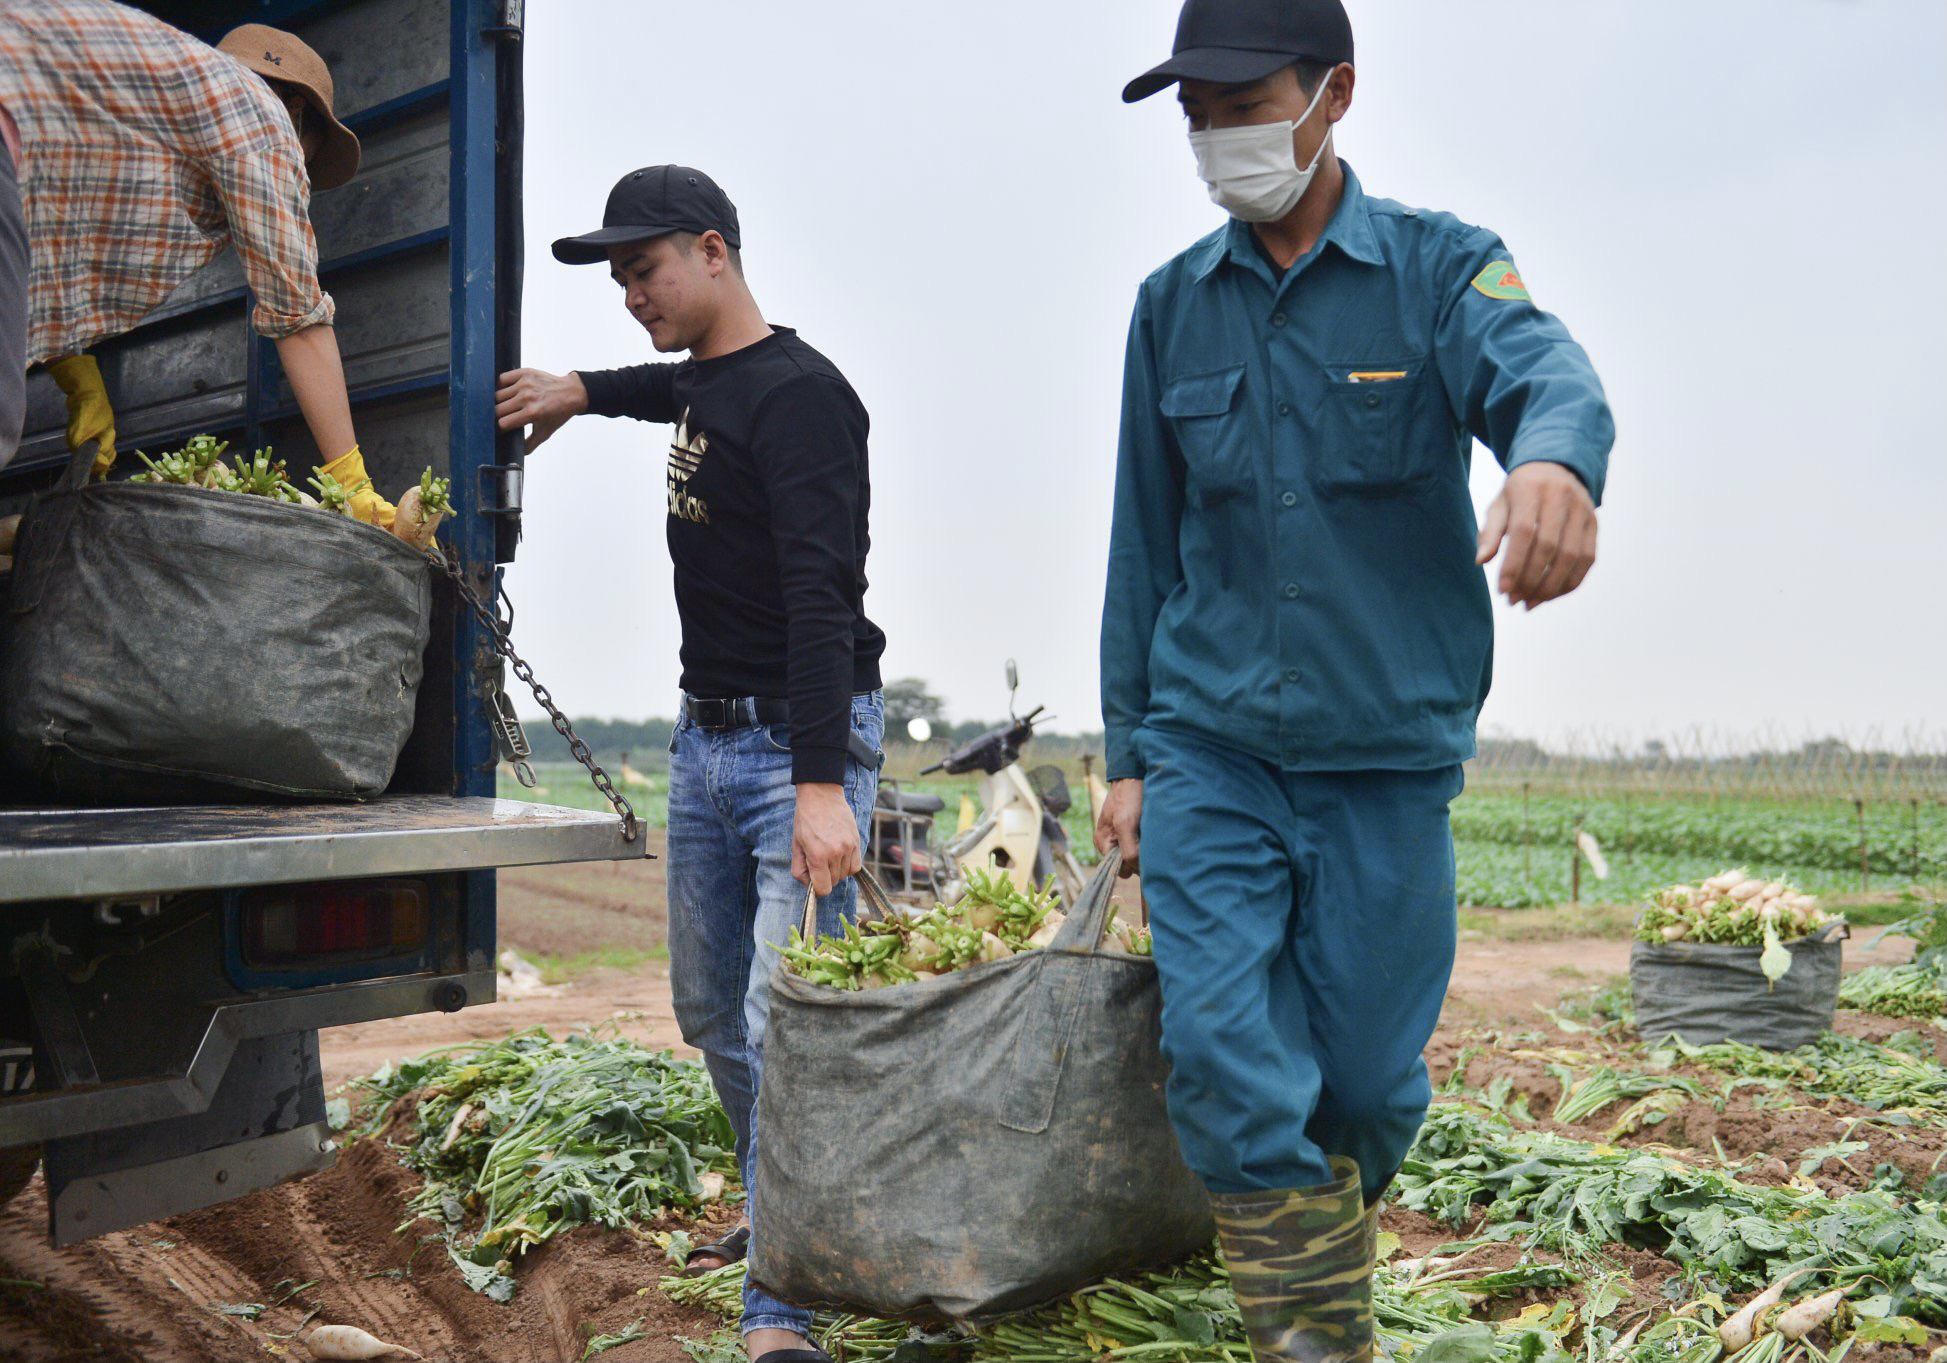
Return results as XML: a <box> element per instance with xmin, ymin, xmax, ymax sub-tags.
<box><xmin>211</xmin><ymin>94</ymin><xmax>335</xmax><ymax>339</ymax></box>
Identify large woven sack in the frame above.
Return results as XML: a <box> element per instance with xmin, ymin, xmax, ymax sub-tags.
<box><xmin>1630</xmin><ymin>922</ymin><xmax>1847</xmax><ymax>1051</ymax></box>
<box><xmin>1</xmin><ymin>469</ymin><xmax>430</xmax><ymax>801</ymax></box>
<box><xmin>751</xmin><ymin>852</ymin><xmax>1214</xmax><ymax>1321</ymax></box>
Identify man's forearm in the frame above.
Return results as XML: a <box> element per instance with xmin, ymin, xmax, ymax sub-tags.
<box><xmin>273</xmin><ymin>324</ymin><xmax>358</xmax><ymax>461</ymax></box>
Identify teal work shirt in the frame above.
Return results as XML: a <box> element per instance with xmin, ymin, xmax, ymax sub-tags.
<box><xmin>1101</xmin><ymin>162</ymin><xmax>1613</xmax><ymax>781</ymax></box>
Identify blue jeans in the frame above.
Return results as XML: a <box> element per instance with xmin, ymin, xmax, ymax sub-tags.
<box><xmin>1136</xmin><ymin>724</ymin><xmax>1462</xmax><ymax>1203</ymax></box>
<box><xmin>666</xmin><ymin>690</ymin><xmax>883</xmax><ymax>1337</ymax></box>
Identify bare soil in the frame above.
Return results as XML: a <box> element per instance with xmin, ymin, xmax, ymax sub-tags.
<box><xmin>0</xmin><ymin>851</ymin><xmax>1937</xmax><ymax>1362</ymax></box>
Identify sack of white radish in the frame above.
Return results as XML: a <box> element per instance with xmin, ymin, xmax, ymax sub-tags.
<box><xmin>0</xmin><ymin>436</ymin><xmax>433</xmax><ymax>801</ymax></box>
<box><xmin>751</xmin><ymin>853</ymin><xmax>1210</xmax><ymax>1321</ymax></box>
<box><xmin>1630</xmin><ymin>869</ymin><xmax>1848</xmax><ymax>1051</ymax></box>
<box><xmin>778</xmin><ymin>866</ymin><xmax>1149</xmax><ymax>990</ymax></box>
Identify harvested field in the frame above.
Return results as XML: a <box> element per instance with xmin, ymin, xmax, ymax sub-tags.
<box><xmin>1</xmin><ymin>852</ymin><xmax>1940</xmax><ymax>1361</ymax></box>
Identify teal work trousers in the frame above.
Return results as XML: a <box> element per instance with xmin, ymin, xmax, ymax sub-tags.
<box><xmin>1135</xmin><ymin>724</ymin><xmax>1463</xmax><ymax>1202</ymax></box>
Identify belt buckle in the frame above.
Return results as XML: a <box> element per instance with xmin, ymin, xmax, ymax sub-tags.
<box><xmin>691</xmin><ymin>696</ymin><xmax>733</xmax><ymax>729</ymax></box>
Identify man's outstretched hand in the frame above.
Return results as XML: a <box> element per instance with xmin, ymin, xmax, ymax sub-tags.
<box><xmin>495</xmin><ymin>368</ymin><xmax>588</xmax><ymax>453</ymax></box>
<box><xmin>1475</xmin><ymin>462</ymin><xmax>1599</xmax><ymax>609</ymax></box>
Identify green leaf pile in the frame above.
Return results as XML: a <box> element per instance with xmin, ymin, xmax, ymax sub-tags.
<box><xmin>355</xmin><ymin>1029</ymin><xmax>737</xmax><ymax>1299</ymax></box>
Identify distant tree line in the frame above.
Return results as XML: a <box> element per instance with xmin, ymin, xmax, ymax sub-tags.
<box><xmin>522</xmin><ymin>676</ymin><xmax>1108</xmax><ymax>768</ymax></box>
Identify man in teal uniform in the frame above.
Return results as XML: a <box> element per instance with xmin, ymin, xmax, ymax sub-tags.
<box><xmin>1095</xmin><ymin>2</ymin><xmax>1614</xmax><ymax>1358</ymax></box>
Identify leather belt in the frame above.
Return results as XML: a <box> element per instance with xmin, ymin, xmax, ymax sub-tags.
<box><xmin>683</xmin><ymin>694</ymin><xmax>789</xmax><ymax>730</ymax></box>
<box><xmin>682</xmin><ymin>693</ymin><xmax>884</xmax><ymax>771</ymax></box>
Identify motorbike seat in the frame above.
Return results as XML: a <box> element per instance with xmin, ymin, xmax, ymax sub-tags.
<box><xmin>878</xmin><ymin>789</ymin><xmax>946</xmax><ymax>815</ymax></box>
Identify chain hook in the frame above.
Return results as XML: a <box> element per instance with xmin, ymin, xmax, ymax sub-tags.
<box><xmin>425</xmin><ymin>546</ymin><xmax>640</xmax><ymax>842</ymax></box>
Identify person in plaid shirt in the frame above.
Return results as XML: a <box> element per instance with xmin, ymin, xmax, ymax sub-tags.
<box><xmin>0</xmin><ymin>0</ymin><xmax>387</xmax><ymax>517</ymax></box>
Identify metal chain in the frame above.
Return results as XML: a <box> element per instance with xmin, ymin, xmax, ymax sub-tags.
<box><xmin>426</xmin><ymin>548</ymin><xmax>640</xmax><ymax>843</ymax></box>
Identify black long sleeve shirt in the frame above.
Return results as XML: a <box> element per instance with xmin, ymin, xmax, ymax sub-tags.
<box><xmin>578</xmin><ymin>328</ymin><xmax>886</xmax><ymax>784</ymax></box>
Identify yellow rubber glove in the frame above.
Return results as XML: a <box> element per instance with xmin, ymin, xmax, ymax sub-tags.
<box><xmin>46</xmin><ymin>354</ymin><xmax>117</xmax><ymax>478</ymax></box>
<box><xmin>319</xmin><ymin>444</ymin><xmax>397</xmax><ymax>529</ymax></box>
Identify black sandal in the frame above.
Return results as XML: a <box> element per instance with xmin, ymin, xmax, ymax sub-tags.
<box><xmin>751</xmin><ymin>1350</ymin><xmax>833</xmax><ymax>1363</ymax></box>
<box><xmin>680</xmin><ymin>1223</ymin><xmax>750</xmax><ymax>1276</ymax></box>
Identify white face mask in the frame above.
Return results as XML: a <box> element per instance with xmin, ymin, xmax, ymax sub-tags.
<box><xmin>1187</xmin><ymin>77</ymin><xmax>1335</xmax><ymax>222</ymax></box>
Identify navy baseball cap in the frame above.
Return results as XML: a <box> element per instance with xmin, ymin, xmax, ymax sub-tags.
<box><xmin>551</xmin><ymin>165</ymin><xmax>742</xmax><ymax>265</ymax></box>
<box><xmin>1123</xmin><ymin>0</ymin><xmax>1354</xmax><ymax>103</ymax></box>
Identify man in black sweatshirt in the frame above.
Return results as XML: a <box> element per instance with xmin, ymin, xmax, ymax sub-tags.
<box><xmin>496</xmin><ymin>165</ymin><xmax>884</xmax><ymax>1363</ymax></box>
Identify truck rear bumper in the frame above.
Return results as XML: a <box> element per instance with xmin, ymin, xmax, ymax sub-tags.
<box><xmin>0</xmin><ymin>967</ymin><xmax>493</xmax><ymax>1148</ymax></box>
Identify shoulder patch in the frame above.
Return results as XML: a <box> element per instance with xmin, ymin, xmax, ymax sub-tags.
<box><xmin>1470</xmin><ymin>261</ymin><xmax>1531</xmax><ymax>301</ymax></box>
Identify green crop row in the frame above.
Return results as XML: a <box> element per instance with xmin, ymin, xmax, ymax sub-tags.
<box><xmin>1452</xmin><ymin>792</ymin><xmax>1947</xmax><ymax>881</ymax></box>
<box><xmin>1451</xmin><ymin>840</ymin><xmax>1897</xmax><ymax>910</ymax></box>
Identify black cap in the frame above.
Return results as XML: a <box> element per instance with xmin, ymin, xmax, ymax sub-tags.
<box><xmin>551</xmin><ymin>165</ymin><xmax>742</xmax><ymax>265</ymax></box>
<box><xmin>1122</xmin><ymin>0</ymin><xmax>1353</xmax><ymax>103</ymax></box>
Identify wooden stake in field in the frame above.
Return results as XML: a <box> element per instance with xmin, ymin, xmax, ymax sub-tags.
<box><xmin>1911</xmin><ymin>797</ymin><xmax>1921</xmax><ymax>881</ymax></box>
<box><xmin>1523</xmin><ymin>781</ymin><xmax>1533</xmax><ymax>885</ymax></box>
<box><xmin>1854</xmin><ymin>796</ymin><xmax>1869</xmax><ymax>891</ymax></box>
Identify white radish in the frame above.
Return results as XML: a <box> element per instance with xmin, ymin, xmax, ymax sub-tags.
<box><xmin>1728</xmin><ymin>879</ymin><xmax>1766</xmax><ymax>902</ymax></box>
<box><xmin>978</xmin><ymin>931</ymin><xmax>1013</xmax><ymax>963</ymax></box>
<box><xmin>307</xmin><ymin>1324</ymin><xmax>423</xmax><ymax>1360</ymax></box>
<box><xmin>1774</xmin><ymin>1287</ymin><xmax>1846</xmax><ymax>1342</ymax></box>
<box><xmin>1027</xmin><ymin>917</ymin><xmax>1065</xmax><ymax>949</ymax></box>
<box><xmin>1761</xmin><ymin>881</ymin><xmax>1787</xmax><ymax>900</ymax></box>
<box><xmin>900</xmin><ymin>932</ymin><xmax>942</xmax><ymax>973</ymax></box>
<box><xmin>964</xmin><ymin>899</ymin><xmax>1003</xmax><ymax>933</ymax></box>
<box><xmin>1718</xmin><ymin>1269</ymin><xmax>1810</xmax><ymax>1352</ymax></box>
<box><xmin>389</xmin><ymin>486</ymin><xmax>441</xmax><ymax>549</ymax></box>
<box><xmin>438</xmin><ymin>1101</ymin><xmax>474</xmax><ymax>1153</ymax></box>
<box><xmin>390</xmin><ymin>469</ymin><xmax>452</xmax><ymax>549</ymax></box>
<box><xmin>1605</xmin><ymin>1312</ymin><xmax>1650</xmax><ymax>1361</ymax></box>
<box><xmin>1661</xmin><ymin>923</ymin><xmax>1690</xmax><ymax>942</ymax></box>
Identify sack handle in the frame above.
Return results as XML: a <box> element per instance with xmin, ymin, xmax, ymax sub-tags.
<box><xmin>1048</xmin><ymin>847</ymin><xmax>1124</xmax><ymax>953</ymax></box>
<box><xmin>57</xmin><ymin>438</ymin><xmax>98</xmax><ymax>493</ymax></box>
<box><xmin>7</xmin><ymin>442</ymin><xmax>96</xmax><ymax>616</ymax></box>
<box><xmin>798</xmin><ymin>866</ymin><xmax>900</xmax><ymax>942</ymax></box>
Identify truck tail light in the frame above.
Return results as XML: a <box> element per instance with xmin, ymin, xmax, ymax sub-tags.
<box><xmin>240</xmin><ymin>880</ymin><xmax>430</xmax><ymax>967</ymax></box>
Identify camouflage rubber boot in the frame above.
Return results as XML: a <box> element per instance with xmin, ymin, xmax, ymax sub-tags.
<box><xmin>1213</xmin><ymin>1156</ymin><xmax>1372</xmax><ymax>1363</ymax></box>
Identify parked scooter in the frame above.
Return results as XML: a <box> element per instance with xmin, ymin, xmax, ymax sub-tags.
<box><xmin>867</xmin><ymin>747</ymin><xmax>949</xmax><ymax>903</ymax></box>
<box><xmin>923</xmin><ymin>661</ymin><xmax>1091</xmax><ymax>906</ymax></box>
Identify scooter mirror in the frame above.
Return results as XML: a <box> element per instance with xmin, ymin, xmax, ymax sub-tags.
<box><xmin>906</xmin><ymin>718</ymin><xmax>932</xmax><ymax>743</ymax></box>
<box><xmin>1005</xmin><ymin>658</ymin><xmax>1018</xmax><ymax>693</ymax></box>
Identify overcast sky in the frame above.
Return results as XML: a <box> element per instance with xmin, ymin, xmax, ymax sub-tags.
<box><xmin>503</xmin><ymin>0</ymin><xmax>1946</xmax><ymax>750</ymax></box>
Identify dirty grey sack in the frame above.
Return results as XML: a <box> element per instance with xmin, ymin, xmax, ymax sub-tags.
<box><xmin>751</xmin><ymin>852</ymin><xmax>1213</xmax><ymax>1321</ymax></box>
<box><xmin>1631</xmin><ymin>924</ymin><xmax>1846</xmax><ymax>1051</ymax></box>
<box><xmin>1</xmin><ymin>479</ymin><xmax>430</xmax><ymax>799</ymax></box>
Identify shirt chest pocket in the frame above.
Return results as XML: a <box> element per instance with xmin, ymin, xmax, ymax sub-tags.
<box><xmin>1160</xmin><ymin>364</ymin><xmax>1251</xmax><ymax>505</ymax></box>
<box><xmin>1314</xmin><ymin>358</ymin><xmax>1434</xmax><ymax>496</ymax></box>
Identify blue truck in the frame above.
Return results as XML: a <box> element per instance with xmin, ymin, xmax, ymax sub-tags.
<box><xmin>0</xmin><ymin>0</ymin><xmax>641</xmax><ymax>1245</ymax></box>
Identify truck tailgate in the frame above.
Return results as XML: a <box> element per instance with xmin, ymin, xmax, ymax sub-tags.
<box><xmin>0</xmin><ymin>795</ymin><xmax>642</xmax><ymax>903</ymax></box>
